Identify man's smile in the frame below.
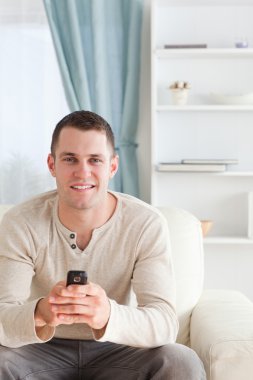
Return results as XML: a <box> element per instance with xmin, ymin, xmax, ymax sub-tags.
<box><xmin>70</xmin><ymin>184</ymin><xmax>95</xmax><ymax>191</ymax></box>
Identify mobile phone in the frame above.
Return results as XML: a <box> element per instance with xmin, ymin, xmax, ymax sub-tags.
<box><xmin>66</xmin><ymin>270</ymin><xmax>88</xmax><ymax>286</ymax></box>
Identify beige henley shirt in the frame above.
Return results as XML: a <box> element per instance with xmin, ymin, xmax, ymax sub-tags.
<box><xmin>0</xmin><ymin>190</ymin><xmax>178</xmax><ymax>348</ymax></box>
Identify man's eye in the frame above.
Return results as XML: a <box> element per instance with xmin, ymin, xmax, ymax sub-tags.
<box><xmin>90</xmin><ymin>158</ymin><xmax>102</xmax><ymax>164</ymax></box>
<box><xmin>64</xmin><ymin>157</ymin><xmax>76</xmax><ymax>163</ymax></box>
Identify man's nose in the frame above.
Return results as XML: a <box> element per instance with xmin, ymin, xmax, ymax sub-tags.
<box><xmin>74</xmin><ymin>162</ymin><xmax>91</xmax><ymax>178</ymax></box>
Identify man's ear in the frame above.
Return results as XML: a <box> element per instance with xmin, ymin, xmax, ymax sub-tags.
<box><xmin>47</xmin><ymin>154</ymin><xmax>56</xmax><ymax>177</ymax></box>
<box><xmin>109</xmin><ymin>155</ymin><xmax>119</xmax><ymax>179</ymax></box>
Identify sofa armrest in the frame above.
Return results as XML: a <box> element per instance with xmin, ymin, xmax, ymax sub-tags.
<box><xmin>190</xmin><ymin>289</ymin><xmax>253</xmax><ymax>380</ymax></box>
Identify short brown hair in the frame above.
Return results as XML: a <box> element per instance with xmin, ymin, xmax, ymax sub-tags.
<box><xmin>51</xmin><ymin>110</ymin><xmax>115</xmax><ymax>156</ymax></box>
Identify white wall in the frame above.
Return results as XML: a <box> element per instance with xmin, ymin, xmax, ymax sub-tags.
<box><xmin>204</xmin><ymin>245</ymin><xmax>253</xmax><ymax>301</ymax></box>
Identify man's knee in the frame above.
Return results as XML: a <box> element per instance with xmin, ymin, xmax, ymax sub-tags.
<box><xmin>151</xmin><ymin>343</ymin><xmax>206</xmax><ymax>380</ymax></box>
<box><xmin>0</xmin><ymin>346</ymin><xmax>17</xmax><ymax>378</ymax></box>
<box><xmin>0</xmin><ymin>345</ymin><xmax>15</xmax><ymax>364</ymax></box>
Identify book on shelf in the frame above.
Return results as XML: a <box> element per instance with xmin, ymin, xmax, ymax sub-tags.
<box><xmin>157</xmin><ymin>163</ymin><xmax>226</xmax><ymax>172</ymax></box>
<box><xmin>181</xmin><ymin>159</ymin><xmax>238</xmax><ymax>165</ymax></box>
<box><xmin>164</xmin><ymin>44</ymin><xmax>207</xmax><ymax>49</ymax></box>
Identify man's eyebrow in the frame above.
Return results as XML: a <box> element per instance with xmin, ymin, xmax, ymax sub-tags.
<box><xmin>59</xmin><ymin>152</ymin><xmax>76</xmax><ymax>158</ymax></box>
<box><xmin>59</xmin><ymin>152</ymin><xmax>105</xmax><ymax>158</ymax></box>
<box><xmin>89</xmin><ymin>154</ymin><xmax>105</xmax><ymax>158</ymax></box>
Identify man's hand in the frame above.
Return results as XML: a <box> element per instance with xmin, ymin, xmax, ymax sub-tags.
<box><xmin>34</xmin><ymin>280</ymin><xmax>111</xmax><ymax>333</ymax></box>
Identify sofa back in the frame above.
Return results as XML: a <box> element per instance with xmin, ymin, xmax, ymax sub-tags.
<box><xmin>0</xmin><ymin>205</ymin><xmax>13</xmax><ymax>221</ymax></box>
<box><xmin>158</xmin><ymin>207</ymin><xmax>204</xmax><ymax>346</ymax></box>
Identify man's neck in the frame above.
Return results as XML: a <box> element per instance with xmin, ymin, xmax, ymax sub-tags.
<box><xmin>58</xmin><ymin>192</ymin><xmax>117</xmax><ymax>236</ymax></box>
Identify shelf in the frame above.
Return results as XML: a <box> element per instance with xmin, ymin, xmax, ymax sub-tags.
<box><xmin>157</xmin><ymin>105</ymin><xmax>253</xmax><ymax>111</ymax></box>
<box><xmin>204</xmin><ymin>237</ymin><xmax>253</xmax><ymax>244</ymax></box>
<box><xmin>213</xmin><ymin>172</ymin><xmax>253</xmax><ymax>176</ymax></box>
<box><xmin>155</xmin><ymin>48</ymin><xmax>253</xmax><ymax>59</ymax></box>
<box><xmin>155</xmin><ymin>170</ymin><xmax>253</xmax><ymax>176</ymax></box>
<box><xmin>152</xmin><ymin>0</ymin><xmax>253</xmax><ymax>249</ymax></box>
<box><xmin>155</xmin><ymin>0</ymin><xmax>253</xmax><ymax>6</ymax></box>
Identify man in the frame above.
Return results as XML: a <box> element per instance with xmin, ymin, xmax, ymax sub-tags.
<box><xmin>0</xmin><ymin>111</ymin><xmax>206</xmax><ymax>379</ymax></box>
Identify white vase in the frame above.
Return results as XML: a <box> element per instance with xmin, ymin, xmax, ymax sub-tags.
<box><xmin>170</xmin><ymin>89</ymin><xmax>189</xmax><ymax>105</ymax></box>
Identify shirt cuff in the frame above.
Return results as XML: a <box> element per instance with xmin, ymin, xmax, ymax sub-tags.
<box><xmin>92</xmin><ymin>298</ymin><xmax>116</xmax><ymax>342</ymax></box>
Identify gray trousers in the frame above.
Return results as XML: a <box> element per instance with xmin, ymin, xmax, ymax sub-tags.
<box><xmin>0</xmin><ymin>338</ymin><xmax>206</xmax><ymax>380</ymax></box>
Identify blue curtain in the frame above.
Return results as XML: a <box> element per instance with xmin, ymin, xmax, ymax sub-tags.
<box><xmin>43</xmin><ymin>0</ymin><xmax>143</xmax><ymax>196</ymax></box>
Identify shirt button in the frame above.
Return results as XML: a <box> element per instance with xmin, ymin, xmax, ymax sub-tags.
<box><xmin>70</xmin><ymin>233</ymin><xmax>75</xmax><ymax>239</ymax></box>
<box><xmin>71</xmin><ymin>244</ymin><xmax>77</xmax><ymax>249</ymax></box>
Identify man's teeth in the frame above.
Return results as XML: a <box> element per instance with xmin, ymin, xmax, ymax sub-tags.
<box><xmin>72</xmin><ymin>185</ymin><xmax>93</xmax><ymax>189</ymax></box>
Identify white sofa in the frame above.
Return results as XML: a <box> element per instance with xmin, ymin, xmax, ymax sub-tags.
<box><xmin>1</xmin><ymin>204</ymin><xmax>253</xmax><ymax>379</ymax></box>
<box><xmin>159</xmin><ymin>207</ymin><xmax>253</xmax><ymax>380</ymax></box>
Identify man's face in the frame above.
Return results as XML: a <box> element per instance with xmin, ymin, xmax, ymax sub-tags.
<box><xmin>47</xmin><ymin>127</ymin><xmax>118</xmax><ymax>212</ymax></box>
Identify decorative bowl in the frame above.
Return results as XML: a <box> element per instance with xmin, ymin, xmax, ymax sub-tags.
<box><xmin>210</xmin><ymin>92</ymin><xmax>253</xmax><ymax>105</ymax></box>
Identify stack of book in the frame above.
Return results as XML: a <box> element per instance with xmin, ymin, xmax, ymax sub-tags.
<box><xmin>157</xmin><ymin>159</ymin><xmax>238</xmax><ymax>172</ymax></box>
<box><xmin>164</xmin><ymin>44</ymin><xmax>207</xmax><ymax>49</ymax></box>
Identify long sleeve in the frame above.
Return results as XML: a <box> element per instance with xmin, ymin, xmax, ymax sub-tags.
<box><xmin>0</xmin><ymin>213</ymin><xmax>54</xmax><ymax>348</ymax></box>
<box><xmin>96</xmin><ymin>213</ymin><xmax>179</xmax><ymax>348</ymax></box>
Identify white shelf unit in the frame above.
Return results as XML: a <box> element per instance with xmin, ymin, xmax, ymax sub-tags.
<box><xmin>151</xmin><ymin>0</ymin><xmax>253</xmax><ymax>243</ymax></box>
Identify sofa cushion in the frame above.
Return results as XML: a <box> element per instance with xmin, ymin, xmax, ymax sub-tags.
<box><xmin>191</xmin><ymin>289</ymin><xmax>253</xmax><ymax>380</ymax></box>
